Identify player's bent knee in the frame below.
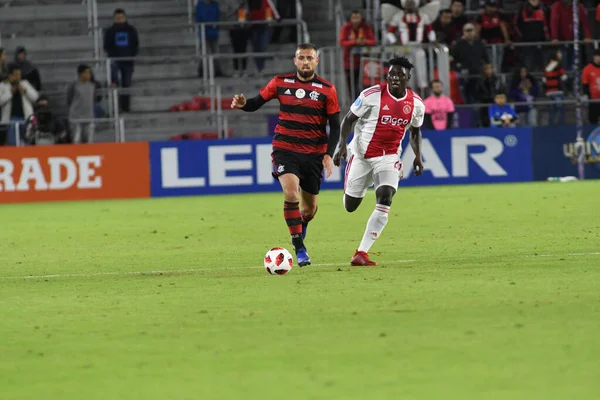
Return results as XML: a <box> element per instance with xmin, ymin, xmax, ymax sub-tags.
<box><xmin>375</xmin><ymin>186</ymin><xmax>396</xmax><ymax>207</ymax></box>
<box><xmin>343</xmin><ymin>195</ymin><xmax>362</xmax><ymax>213</ymax></box>
<box><xmin>283</xmin><ymin>188</ymin><xmax>300</xmax><ymax>202</ymax></box>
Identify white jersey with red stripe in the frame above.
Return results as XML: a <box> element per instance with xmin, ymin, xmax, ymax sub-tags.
<box><xmin>349</xmin><ymin>83</ymin><xmax>425</xmax><ymax>159</ymax></box>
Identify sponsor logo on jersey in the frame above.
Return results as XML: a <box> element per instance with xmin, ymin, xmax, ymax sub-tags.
<box><xmin>382</xmin><ymin>105</ymin><xmax>390</xmax><ymax>111</ymax></box>
<box><xmin>312</xmin><ymin>82</ymin><xmax>323</xmax><ymax>88</ymax></box>
<box><xmin>380</xmin><ymin>115</ymin><xmax>410</xmax><ymax>126</ymax></box>
<box><xmin>353</xmin><ymin>97</ymin><xmax>362</xmax><ymax>107</ymax></box>
<box><xmin>284</xmin><ymin>78</ymin><xmax>295</xmax><ymax>83</ymax></box>
<box><xmin>284</xmin><ymin>89</ymin><xmax>291</xmax><ymax>95</ymax></box>
<box><xmin>309</xmin><ymin>91</ymin><xmax>320</xmax><ymax>101</ymax></box>
<box><xmin>295</xmin><ymin>88</ymin><xmax>306</xmax><ymax>99</ymax></box>
<box><xmin>403</xmin><ymin>105</ymin><xmax>412</xmax><ymax>114</ymax></box>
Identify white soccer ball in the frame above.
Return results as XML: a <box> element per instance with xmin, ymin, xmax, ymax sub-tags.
<box><xmin>264</xmin><ymin>247</ymin><xmax>293</xmax><ymax>275</ymax></box>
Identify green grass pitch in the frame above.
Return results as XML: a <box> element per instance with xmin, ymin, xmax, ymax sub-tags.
<box><xmin>1</xmin><ymin>181</ymin><xmax>599</xmax><ymax>400</ymax></box>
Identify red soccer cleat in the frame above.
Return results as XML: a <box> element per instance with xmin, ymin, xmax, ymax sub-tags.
<box><xmin>350</xmin><ymin>250</ymin><xmax>377</xmax><ymax>266</ymax></box>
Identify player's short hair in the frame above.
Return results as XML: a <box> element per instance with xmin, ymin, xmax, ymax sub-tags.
<box><xmin>389</xmin><ymin>57</ymin><xmax>414</xmax><ymax>71</ymax></box>
<box><xmin>439</xmin><ymin>8</ymin><xmax>452</xmax><ymax>15</ymax></box>
<box><xmin>430</xmin><ymin>79</ymin><xmax>443</xmax><ymax>87</ymax></box>
<box><xmin>114</xmin><ymin>8</ymin><xmax>126</xmax><ymax>15</ymax></box>
<box><xmin>296</xmin><ymin>43</ymin><xmax>318</xmax><ymax>53</ymax></box>
<box><xmin>7</xmin><ymin>63</ymin><xmax>20</xmax><ymax>75</ymax></box>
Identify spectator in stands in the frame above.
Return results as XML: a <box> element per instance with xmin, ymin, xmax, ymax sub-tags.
<box><xmin>25</xmin><ymin>97</ymin><xmax>68</xmax><ymax>146</ymax></box>
<box><xmin>229</xmin><ymin>3</ymin><xmax>250</xmax><ymax>77</ymax></box>
<box><xmin>271</xmin><ymin>0</ymin><xmax>297</xmax><ymax>44</ymax></box>
<box><xmin>582</xmin><ymin>51</ymin><xmax>600</xmax><ymax>124</ymax></box>
<box><xmin>0</xmin><ymin>48</ymin><xmax>7</xmax><ymax>82</ymax></box>
<box><xmin>432</xmin><ymin>9</ymin><xmax>455</xmax><ymax>46</ymax></box>
<box><xmin>514</xmin><ymin>0</ymin><xmax>550</xmax><ymax>73</ymax></box>
<box><xmin>475</xmin><ymin>0</ymin><xmax>510</xmax><ymax>74</ymax></box>
<box><xmin>0</xmin><ymin>64</ymin><xmax>39</xmax><ymax>146</ymax></box>
<box><xmin>196</xmin><ymin>0</ymin><xmax>225</xmax><ymax>78</ymax></box>
<box><xmin>386</xmin><ymin>0</ymin><xmax>436</xmax><ymax>90</ymax></box>
<box><xmin>489</xmin><ymin>92</ymin><xmax>518</xmax><ymax>127</ymax></box>
<box><xmin>449</xmin><ymin>0</ymin><xmax>469</xmax><ymax>44</ymax></box>
<box><xmin>475</xmin><ymin>63</ymin><xmax>503</xmax><ymax>127</ymax></box>
<box><xmin>14</xmin><ymin>46</ymin><xmax>41</xmax><ymax>92</ymax></box>
<box><xmin>340</xmin><ymin>10</ymin><xmax>376</xmax><ymax>99</ymax></box>
<box><xmin>67</xmin><ymin>65</ymin><xmax>96</xmax><ymax>144</ymax></box>
<box><xmin>596</xmin><ymin>3</ymin><xmax>600</xmax><ymax>40</ymax></box>
<box><xmin>550</xmin><ymin>0</ymin><xmax>592</xmax><ymax>69</ymax></box>
<box><xmin>248</xmin><ymin>0</ymin><xmax>280</xmax><ymax>74</ymax></box>
<box><xmin>104</xmin><ymin>8</ymin><xmax>139</xmax><ymax>113</ymax></box>
<box><xmin>510</xmin><ymin>66</ymin><xmax>538</xmax><ymax>126</ymax></box>
<box><xmin>543</xmin><ymin>50</ymin><xmax>567</xmax><ymax>125</ymax></box>
<box><xmin>450</xmin><ymin>23</ymin><xmax>489</xmax><ymax>103</ymax></box>
<box><xmin>423</xmin><ymin>79</ymin><xmax>456</xmax><ymax>130</ymax></box>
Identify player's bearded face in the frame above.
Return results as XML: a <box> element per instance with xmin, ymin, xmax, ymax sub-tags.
<box><xmin>294</xmin><ymin>49</ymin><xmax>319</xmax><ymax>79</ymax></box>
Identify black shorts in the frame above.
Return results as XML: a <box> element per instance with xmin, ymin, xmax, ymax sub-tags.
<box><xmin>272</xmin><ymin>149</ymin><xmax>324</xmax><ymax>195</ymax></box>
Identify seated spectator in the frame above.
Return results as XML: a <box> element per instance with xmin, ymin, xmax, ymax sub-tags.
<box><xmin>450</xmin><ymin>23</ymin><xmax>489</xmax><ymax>103</ymax></box>
<box><xmin>14</xmin><ymin>46</ymin><xmax>41</xmax><ymax>91</ymax></box>
<box><xmin>582</xmin><ymin>51</ymin><xmax>600</xmax><ymax>125</ymax></box>
<box><xmin>514</xmin><ymin>0</ymin><xmax>550</xmax><ymax>73</ymax></box>
<box><xmin>340</xmin><ymin>10</ymin><xmax>376</xmax><ymax>100</ymax></box>
<box><xmin>432</xmin><ymin>9</ymin><xmax>455</xmax><ymax>46</ymax></box>
<box><xmin>475</xmin><ymin>0</ymin><xmax>510</xmax><ymax>74</ymax></box>
<box><xmin>25</xmin><ymin>97</ymin><xmax>67</xmax><ymax>146</ymax></box>
<box><xmin>550</xmin><ymin>0</ymin><xmax>592</xmax><ymax>69</ymax></box>
<box><xmin>424</xmin><ymin>79</ymin><xmax>456</xmax><ymax>130</ymax></box>
<box><xmin>510</xmin><ymin>66</ymin><xmax>538</xmax><ymax>126</ymax></box>
<box><xmin>196</xmin><ymin>0</ymin><xmax>224</xmax><ymax>78</ymax></box>
<box><xmin>489</xmin><ymin>92</ymin><xmax>518</xmax><ymax>127</ymax></box>
<box><xmin>248</xmin><ymin>0</ymin><xmax>280</xmax><ymax>74</ymax></box>
<box><xmin>449</xmin><ymin>0</ymin><xmax>469</xmax><ymax>43</ymax></box>
<box><xmin>475</xmin><ymin>63</ymin><xmax>503</xmax><ymax>127</ymax></box>
<box><xmin>67</xmin><ymin>65</ymin><xmax>97</xmax><ymax>144</ymax></box>
<box><xmin>543</xmin><ymin>50</ymin><xmax>567</xmax><ymax>125</ymax></box>
<box><xmin>0</xmin><ymin>63</ymin><xmax>39</xmax><ymax>146</ymax></box>
<box><xmin>0</xmin><ymin>48</ymin><xmax>7</xmax><ymax>82</ymax></box>
<box><xmin>104</xmin><ymin>8</ymin><xmax>139</xmax><ymax>112</ymax></box>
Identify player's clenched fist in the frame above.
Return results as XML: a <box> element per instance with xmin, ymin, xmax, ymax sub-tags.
<box><xmin>333</xmin><ymin>145</ymin><xmax>347</xmax><ymax>167</ymax></box>
<box><xmin>231</xmin><ymin>94</ymin><xmax>246</xmax><ymax>109</ymax></box>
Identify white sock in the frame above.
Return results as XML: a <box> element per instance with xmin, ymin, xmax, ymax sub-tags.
<box><xmin>358</xmin><ymin>204</ymin><xmax>390</xmax><ymax>253</ymax></box>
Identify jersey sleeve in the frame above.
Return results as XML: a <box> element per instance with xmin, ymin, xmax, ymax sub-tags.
<box><xmin>350</xmin><ymin>88</ymin><xmax>374</xmax><ymax>118</ymax></box>
<box><xmin>326</xmin><ymin>86</ymin><xmax>341</xmax><ymax>115</ymax></box>
<box><xmin>258</xmin><ymin>77</ymin><xmax>278</xmax><ymax>101</ymax></box>
<box><xmin>411</xmin><ymin>96</ymin><xmax>426</xmax><ymax>128</ymax></box>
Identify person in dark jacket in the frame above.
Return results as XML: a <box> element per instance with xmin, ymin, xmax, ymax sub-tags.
<box><xmin>104</xmin><ymin>8</ymin><xmax>139</xmax><ymax>112</ymax></box>
<box><xmin>514</xmin><ymin>0</ymin><xmax>550</xmax><ymax>72</ymax></box>
<box><xmin>509</xmin><ymin>66</ymin><xmax>539</xmax><ymax>126</ymax></box>
<box><xmin>475</xmin><ymin>63</ymin><xmax>504</xmax><ymax>127</ymax></box>
<box><xmin>196</xmin><ymin>0</ymin><xmax>224</xmax><ymax>77</ymax></box>
<box><xmin>14</xmin><ymin>46</ymin><xmax>42</xmax><ymax>91</ymax></box>
<box><xmin>450</xmin><ymin>23</ymin><xmax>489</xmax><ymax>103</ymax></box>
<box><xmin>0</xmin><ymin>48</ymin><xmax>7</xmax><ymax>82</ymax></box>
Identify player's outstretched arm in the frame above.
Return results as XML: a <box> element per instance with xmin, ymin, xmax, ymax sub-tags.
<box><xmin>333</xmin><ymin>110</ymin><xmax>359</xmax><ymax>167</ymax></box>
<box><xmin>410</xmin><ymin>126</ymin><xmax>423</xmax><ymax>176</ymax></box>
<box><xmin>231</xmin><ymin>93</ymin><xmax>267</xmax><ymax>112</ymax></box>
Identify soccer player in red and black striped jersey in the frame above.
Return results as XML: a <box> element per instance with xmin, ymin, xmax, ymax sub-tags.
<box><xmin>231</xmin><ymin>43</ymin><xmax>341</xmax><ymax>267</ymax></box>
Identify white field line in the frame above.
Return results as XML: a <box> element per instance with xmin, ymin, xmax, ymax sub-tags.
<box><xmin>0</xmin><ymin>252</ymin><xmax>599</xmax><ymax>281</ymax></box>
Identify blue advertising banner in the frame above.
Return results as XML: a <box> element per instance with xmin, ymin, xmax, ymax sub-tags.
<box><xmin>399</xmin><ymin>128</ymin><xmax>533</xmax><ymax>186</ymax></box>
<box><xmin>531</xmin><ymin>125</ymin><xmax>600</xmax><ymax>181</ymax></box>
<box><xmin>149</xmin><ymin>138</ymin><xmax>345</xmax><ymax>197</ymax></box>
<box><xmin>149</xmin><ymin>128</ymin><xmax>533</xmax><ymax>197</ymax></box>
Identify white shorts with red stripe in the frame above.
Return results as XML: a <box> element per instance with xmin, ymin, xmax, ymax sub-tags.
<box><xmin>343</xmin><ymin>153</ymin><xmax>403</xmax><ymax>199</ymax></box>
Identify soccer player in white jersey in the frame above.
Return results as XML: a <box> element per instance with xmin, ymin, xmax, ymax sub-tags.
<box><xmin>333</xmin><ymin>57</ymin><xmax>425</xmax><ymax>266</ymax></box>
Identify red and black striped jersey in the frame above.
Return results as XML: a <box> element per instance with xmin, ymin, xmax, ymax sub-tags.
<box><xmin>259</xmin><ymin>73</ymin><xmax>340</xmax><ymax>154</ymax></box>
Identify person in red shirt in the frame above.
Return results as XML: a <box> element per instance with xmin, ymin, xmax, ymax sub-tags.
<box><xmin>248</xmin><ymin>0</ymin><xmax>280</xmax><ymax>74</ymax></box>
<box><xmin>582</xmin><ymin>51</ymin><xmax>600</xmax><ymax>124</ymax></box>
<box><xmin>475</xmin><ymin>0</ymin><xmax>511</xmax><ymax>73</ymax></box>
<box><xmin>339</xmin><ymin>11</ymin><xmax>376</xmax><ymax>101</ymax></box>
<box><xmin>550</xmin><ymin>0</ymin><xmax>592</xmax><ymax>69</ymax></box>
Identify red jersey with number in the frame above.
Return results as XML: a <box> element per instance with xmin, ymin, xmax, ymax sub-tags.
<box><xmin>259</xmin><ymin>73</ymin><xmax>340</xmax><ymax>154</ymax></box>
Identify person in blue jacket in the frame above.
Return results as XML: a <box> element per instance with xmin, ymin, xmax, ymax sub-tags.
<box><xmin>488</xmin><ymin>92</ymin><xmax>518</xmax><ymax>128</ymax></box>
<box><xmin>104</xmin><ymin>8</ymin><xmax>139</xmax><ymax>112</ymax></box>
<box><xmin>196</xmin><ymin>0</ymin><xmax>224</xmax><ymax>77</ymax></box>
